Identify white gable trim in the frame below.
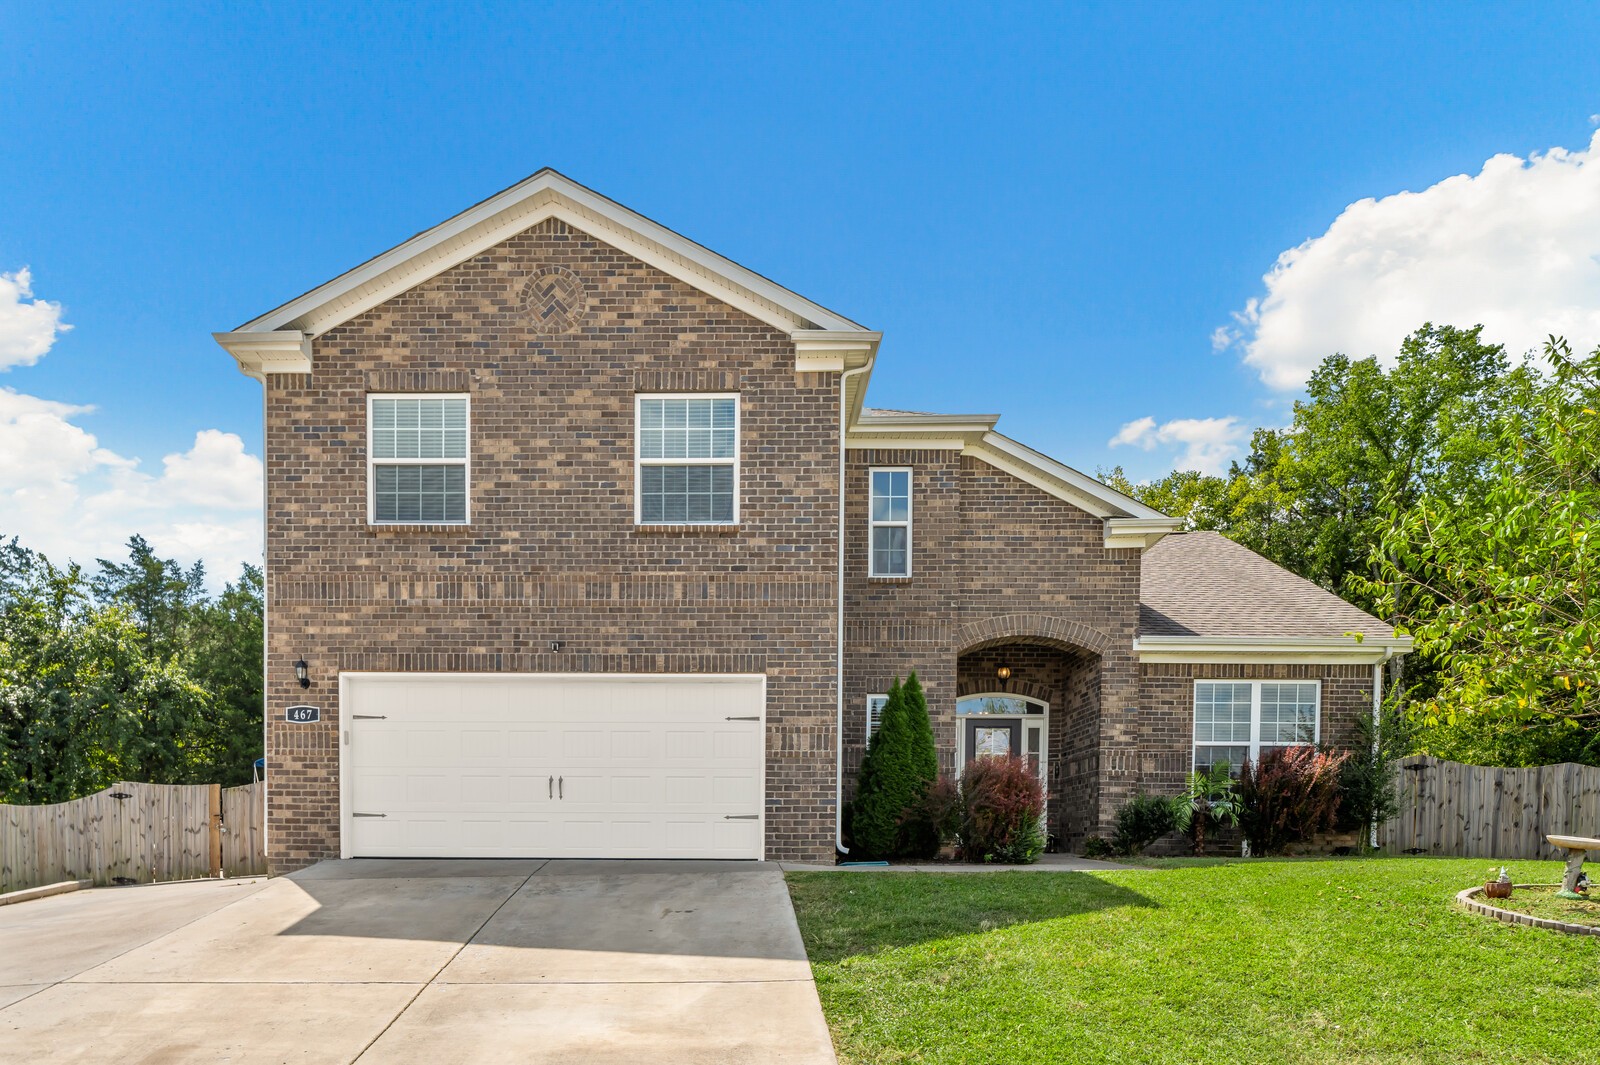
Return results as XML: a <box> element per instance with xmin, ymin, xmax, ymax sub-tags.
<box><xmin>231</xmin><ymin>170</ymin><xmax>871</xmax><ymax>342</ymax></box>
<box><xmin>846</xmin><ymin>410</ymin><xmax>1180</xmax><ymax>544</ymax></box>
<box><xmin>212</xmin><ymin>330</ymin><xmax>312</xmax><ymax>381</ymax></box>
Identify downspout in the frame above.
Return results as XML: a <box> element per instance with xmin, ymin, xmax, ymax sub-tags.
<box><xmin>1370</xmin><ymin>659</ymin><xmax>1384</xmax><ymax>850</ymax></box>
<box><xmin>837</xmin><ymin>350</ymin><xmax>877</xmax><ymax>856</ymax></box>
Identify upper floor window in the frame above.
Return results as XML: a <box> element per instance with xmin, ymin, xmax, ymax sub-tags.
<box><xmin>636</xmin><ymin>394</ymin><xmax>739</xmax><ymax>524</ymax></box>
<box><xmin>368</xmin><ymin>395</ymin><xmax>469</xmax><ymax>524</ymax></box>
<box><xmin>1193</xmin><ymin>680</ymin><xmax>1319</xmax><ymax>775</ymax></box>
<box><xmin>869</xmin><ymin>468</ymin><xmax>911</xmax><ymax>577</ymax></box>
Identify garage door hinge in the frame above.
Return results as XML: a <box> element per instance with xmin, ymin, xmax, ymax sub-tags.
<box><xmin>352</xmin><ymin>812</ymin><xmax>387</xmax><ymax>818</ymax></box>
<box><xmin>725</xmin><ymin>715</ymin><xmax>759</xmax><ymax>721</ymax></box>
<box><xmin>724</xmin><ymin>814</ymin><xmax>759</xmax><ymax>820</ymax></box>
<box><xmin>352</xmin><ymin>714</ymin><xmax>387</xmax><ymax>720</ymax></box>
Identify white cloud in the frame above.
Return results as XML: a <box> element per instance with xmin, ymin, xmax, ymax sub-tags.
<box><xmin>1108</xmin><ymin>414</ymin><xmax>1248</xmax><ymax>475</ymax></box>
<box><xmin>1220</xmin><ymin>131</ymin><xmax>1600</xmax><ymax>390</ymax></box>
<box><xmin>0</xmin><ymin>390</ymin><xmax>262</xmax><ymax>577</ymax></box>
<box><xmin>0</xmin><ymin>268</ymin><xmax>71</xmax><ymax>371</ymax></box>
<box><xmin>1108</xmin><ymin>416</ymin><xmax>1158</xmax><ymax>449</ymax></box>
<box><xmin>0</xmin><ymin>265</ymin><xmax>260</xmax><ymax>579</ymax></box>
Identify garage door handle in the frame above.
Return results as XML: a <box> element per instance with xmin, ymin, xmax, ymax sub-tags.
<box><xmin>725</xmin><ymin>814</ymin><xmax>759</xmax><ymax>820</ymax></box>
<box><xmin>558</xmin><ymin>776</ymin><xmax>564</xmax><ymax>799</ymax></box>
<box><xmin>548</xmin><ymin>775</ymin><xmax>553</xmax><ymax>799</ymax></box>
<box><xmin>725</xmin><ymin>715</ymin><xmax>759</xmax><ymax>721</ymax></box>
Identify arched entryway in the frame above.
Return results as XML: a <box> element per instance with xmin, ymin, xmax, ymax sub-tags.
<box><xmin>956</xmin><ymin>635</ymin><xmax>1102</xmax><ymax>848</ymax></box>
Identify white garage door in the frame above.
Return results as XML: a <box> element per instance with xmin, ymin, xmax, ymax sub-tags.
<box><xmin>340</xmin><ymin>673</ymin><xmax>765</xmax><ymax>860</ymax></box>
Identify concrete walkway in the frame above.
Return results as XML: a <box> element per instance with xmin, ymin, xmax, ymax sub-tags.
<box><xmin>0</xmin><ymin>860</ymin><xmax>835</xmax><ymax>1064</ymax></box>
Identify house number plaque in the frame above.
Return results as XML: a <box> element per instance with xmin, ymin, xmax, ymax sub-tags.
<box><xmin>285</xmin><ymin>705</ymin><xmax>320</xmax><ymax>723</ymax></box>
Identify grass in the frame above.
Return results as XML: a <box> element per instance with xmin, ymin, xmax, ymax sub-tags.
<box><xmin>1486</xmin><ymin>884</ymin><xmax>1600</xmax><ymax>928</ymax></box>
<box><xmin>786</xmin><ymin>858</ymin><xmax>1600</xmax><ymax>1064</ymax></box>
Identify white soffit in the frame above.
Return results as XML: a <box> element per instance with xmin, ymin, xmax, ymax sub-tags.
<box><xmin>228</xmin><ymin>169</ymin><xmax>872</xmax><ymax>341</ymax></box>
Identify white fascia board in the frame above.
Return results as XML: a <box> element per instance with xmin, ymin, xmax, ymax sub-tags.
<box><xmin>847</xmin><ymin>413</ymin><xmax>999</xmax><ymax>453</ymax></box>
<box><xmin>233</xmin><ymin>170</ymin><xmax>872</xmax><ymax>342</ymax></box>
<box><xmin>1135</xmin><ymin>634</ymin><xmax>1415</xmax><ymax>665</ymax></box>
<box><xmin>1104</xmin><ymin>516</ymin><xmax>1185</xmax><ymax>550</ymax></box>
<box><xmin>212</xmin><ymin>330</ymin><xmax>312</xmax><ymax>381</ymax></box>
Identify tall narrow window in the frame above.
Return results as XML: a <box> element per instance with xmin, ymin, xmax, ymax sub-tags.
<box><xmin>865</xmin><ymin>694</ymin><xmax>889</xmax><ymax>742</ymax></box>
<box><xmin>636</xmin><ymin>395</ymin><xmax>738</xmax><ymax>524</ymax></box>
<box><xmin>1193</xmin><ymin>680</ymin><xmax>1319</xmax><ymax>774</ymax></box>
<box><xmin>369</xmin><ymin>395</ymin><xmax>469</xmax><ymax>524</ymax></box>
<box><xmin>869</xmin><ymin>468</ymin><xmax>911</xmax><ymax>577</ymax></box>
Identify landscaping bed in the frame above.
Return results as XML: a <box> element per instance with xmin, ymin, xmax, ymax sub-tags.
<box><xmin>1471</xmin><ymin>884</ymin><xmax>1600</xmax><ymax>929</ymax></box>
<box><xmin>787</xmin><ymin>858</ymin><xmax>1600</xmax><ymax>1065</ymax></box>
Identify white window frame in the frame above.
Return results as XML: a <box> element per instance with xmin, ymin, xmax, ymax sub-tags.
<box><xmin>865</xmin><ymin>694</ymin><xmax>889</xmax><ymax>742</ymax></box>
<box><xmin>634</xmin><ymin>393</ymin><xmax>740</xmax><ymax>525</ymax></box>
<box><xmin>367</xmin><ymin>393</ymin><xmax>471</xmax><ymax>526</ymax></box>
<box><xmin>868</xmin><ymin>466</ymin><xmax>913</xmax><ymax>577</ymax></box>
<box><xmin>1191</xmin><ymin>678</ymin><xmax>1321</xmax><ymax>773</ymax></box>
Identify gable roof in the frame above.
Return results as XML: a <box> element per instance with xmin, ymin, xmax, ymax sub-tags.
<box><xmin>1137</xmin><ymin>531</ymin><xmax>1411</xmax><ymax>661</ymax></box>
<box><xmin>231</xmin><ymin>168</ymin><xmax>873</xmax><ymax>340</ymax></box>
<box><xmin>848</xmin><ymin>407</ymin><xmax>1178</xmax><ymax>535</ymax></box>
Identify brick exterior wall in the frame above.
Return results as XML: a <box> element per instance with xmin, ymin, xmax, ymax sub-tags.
<box><xmin>257</xmin><ymin>212</ymin><xmax>1380</xmax><ymax>870</ymax></box>
<box><xmin>1135</xmin><ymin>661</ymin><xmax>1376</xmax><ymax>855</ymax></box>
<box><xmin>841</xmin><ymin>448</ymin><xmax>1142</xmax><ymax>849</ymax></box>
<box><xmin>263</xmin><ymin>218</ymin><xmax>841</xmax><ymax>871</ymax></box>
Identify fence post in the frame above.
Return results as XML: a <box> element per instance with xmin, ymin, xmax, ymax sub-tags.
<box><xmin>208</xmin><ymin>783</ymin><xmax>223</xmax><ymax>878</ymax></box>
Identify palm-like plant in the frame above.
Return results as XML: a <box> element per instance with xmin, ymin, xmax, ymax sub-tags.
<box><xmin>1171</xmin><ymin>762</ymin><xmax>1239</xmax><ymax>856</ymax></box>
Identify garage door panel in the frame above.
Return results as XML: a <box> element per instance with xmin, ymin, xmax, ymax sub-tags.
<box><xmin>344</xmin><ymin>674</ymin><xmax>764</xmax><ymax>859</ymax></box>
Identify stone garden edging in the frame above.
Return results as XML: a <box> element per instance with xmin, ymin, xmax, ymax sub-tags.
<box><xmin>1456</xmin><ymin>884</ymin><xmax>1600</xmax><ymax>937</ymax></box>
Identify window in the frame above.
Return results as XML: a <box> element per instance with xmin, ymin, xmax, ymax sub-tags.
<box><xmin>1193</xmin><ymin>680</ymin><xmax>1319</xmax><ymax>774</ymax></box>
<box><xmin>865</xmin><ymin>694</ymin><xmax>888</xmax><ymax>742</ymax></box>
<box><xmin>636</xmin><ymin>395</ymin><xmax>738</xmax><ymax>524</ymax></box>
<box><xmin>368</xmin><ymin>395</ymin><xmax>469</xmax><ymax>524</ymax></box>
<box><xmin>869</xmin><ymin>468</ymin><xmax>911</xmax><ymax>576</ymax></box>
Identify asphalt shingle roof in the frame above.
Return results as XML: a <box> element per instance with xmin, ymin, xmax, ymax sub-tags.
<box><xmin>1138</xmin><ymin>531</ymin><xmax>1394</xmax><ymax>640</ymax></box>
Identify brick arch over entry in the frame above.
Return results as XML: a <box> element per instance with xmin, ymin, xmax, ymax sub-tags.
<box><xmin>956</xmin><ymin>614</ymin><xmax>1114</xmax><ymax>656</ymax></box>
<box><xmin>955</xmin><ymin>677</ymin><xmax>1057</xmax><ymax>703</ymax></box>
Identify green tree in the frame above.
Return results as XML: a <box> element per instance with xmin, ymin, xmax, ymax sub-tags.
<box><xmin>851</xmin><ymin>677</ymin><xmax>927</xmax><ymax>859</ymax></box>
<box><xmin>0</xmin><ymin>536</ymin><xmax>264</xmax><ymax>802</ymax></box>
<box><xmin>894</xmin><ymin>671</ymin><xmax>940</xmax><ymax>857</ymax></box>
<box><xmin>1362</xmin><ymin>338</ymin><xmax>1600</xmax><ymax>740</ymax></box>
<box><xmin>186</xmin><ymin>564</ymin><xmax>264</xmax><ymax>784</ymax></box>
<box><xmin>92</xmin><ymin>534</ymin><xmax>207</xmax><ymax>658</ymax></box>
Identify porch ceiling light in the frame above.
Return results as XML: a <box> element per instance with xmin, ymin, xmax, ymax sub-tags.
<box><xmin>996</xmin><ymin>665</ymin><xmax>1012</xmax><ymax>681</ymax></box>
<box><xmin>294</xmin><ymin>658</ymin><xmax>310</xmax><ymax>689</ymax></box>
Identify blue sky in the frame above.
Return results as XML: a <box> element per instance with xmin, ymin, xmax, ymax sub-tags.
<box><xmin>4</xmin><ymin>2</ymin><xmax>1600</xmax><ymax>576</ymax></box>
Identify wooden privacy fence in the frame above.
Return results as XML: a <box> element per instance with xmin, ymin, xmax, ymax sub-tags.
<box><xmin>0</xmin><ymin>780</ymin><xmax>265</xmax><ymax>894</ymax></box>
<box><xmin>1382</xmin><ymin>755</ymin><xmax>1600</xmax><ymax>860</ymax></box>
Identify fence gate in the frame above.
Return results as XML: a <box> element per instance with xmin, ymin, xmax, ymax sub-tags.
<box><xmin>0</xmin><ymin>780</ymin><xmax>266</xmax><ymax>894</ymax></box>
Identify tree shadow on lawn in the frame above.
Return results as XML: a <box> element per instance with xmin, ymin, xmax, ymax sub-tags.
<box><xmin>786</xmin><ymin>870</ymin><xmax>1155</xmax><ymax>964</ymax></box>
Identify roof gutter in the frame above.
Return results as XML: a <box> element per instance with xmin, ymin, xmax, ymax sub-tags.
<box><xmin>1134</xmin><ymin>634</ymin><xmax>1414</xmax><ymax>664</ymax></box>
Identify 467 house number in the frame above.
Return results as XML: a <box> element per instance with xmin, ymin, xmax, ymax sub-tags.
<box><xmin>285</xmin><ymin>705</ymin><xmax>320</xmax><ymax>723</ymax></box>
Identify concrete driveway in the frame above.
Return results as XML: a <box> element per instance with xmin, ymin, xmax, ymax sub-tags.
<box><xmin>0</xmin><ymin>860</ymin><xmax>836</xmax><ymax>1064</ymax></box>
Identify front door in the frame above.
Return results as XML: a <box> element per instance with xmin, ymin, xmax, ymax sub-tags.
<box><xmin>965</xmin><ymin>718</ymin><xmax>1022</xmax><ymax>762</ymax></box>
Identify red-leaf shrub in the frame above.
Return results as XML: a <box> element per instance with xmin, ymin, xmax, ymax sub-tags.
<box><xmin>959</xmin><ymin>755</ymin><xmax>1046</xmax><ymax>864</ymax></box>
<box><xmin>1236</xmin><ymin>746</ymin><xmax>1350</xmax><ymax>856</ymax></box>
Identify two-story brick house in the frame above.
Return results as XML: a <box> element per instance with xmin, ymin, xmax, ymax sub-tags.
<box><xmin>215</xmin><ymin>171</ymin><xmax>1409</xmax><ymax>871</ymax></box>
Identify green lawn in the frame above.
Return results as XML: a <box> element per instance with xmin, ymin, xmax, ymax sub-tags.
<box><xmin>786</xmin><ymin>859</ymin><xmax>1600</xmax><ymax>1064</ymax></box>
